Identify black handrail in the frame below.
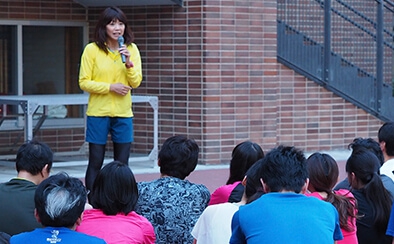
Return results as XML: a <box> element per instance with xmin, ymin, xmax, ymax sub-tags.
<box><xmin>313</xmin><ymin>0</ymin><xmax>394</xmax><ymax>50</ymax></box>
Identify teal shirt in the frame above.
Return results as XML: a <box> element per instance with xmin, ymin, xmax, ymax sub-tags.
<box><xmin>0</xmin><ymin>178</ymin><xmax>41</xmax><ymax>235</ymax></box>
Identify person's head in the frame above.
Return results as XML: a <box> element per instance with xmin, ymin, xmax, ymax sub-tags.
<box><xmin>346</xmin><ymin>148</ymin><xmax>393</xmax><ymax>234</ymax></box>
<box><xmin>34</xmin><ymin>173</ymin><xmax>87</xmax><ymax>229</ymax></box>
<box><xmin>94</xmin><ymin>6</ymin><xmax>134</xmax><ymax>52</ymax></box>
<box><xmin>306</xmin><ymin>152</ymin><xmax>339</xmax><ymax>193</ymax></box>
<box><xmin>243</xmin><ymin>158</ymin><xmax>265</xmax><ymax>202</ymax></box>
<box><xmin>308</xmin><ymin>152</ymin><xmax>358</xmax><ymax>232</ymax></box>
<box><xmin>89</xmin><ymin>161</ymin><xmax>138</xmax><ymax>215</ymax></box>
<box><xmin>259</xmin><ymin>145</ymin><xmax>308</xmax><ymax>193</ymax></box>
<box><xmin>158</xmin><ymin>135</ymin><xmax>199</xmax><ymax>180</ymax></box>
<box><xmin>16</xmin><ymin>140</ymin><xmax>53</xmax><ymax>177</ymax></box>
<box><xmin>378</xmin><ymin>121</ymin><xmax>394</xmax><ymax>157</ymax></box>
<box><xmin>346</xmin><ymin>149</ymin><xmax>381</xmax><ymax>189</ymax></box>
<box><xmin>226</xmin><ymin>141</ymin><xmax>264</xmax><ymax>185</ymax></box>
<box><xmin>348</xmin><ymin>137</ymin><xmax>384</xmax><ymax>165</ymax></box>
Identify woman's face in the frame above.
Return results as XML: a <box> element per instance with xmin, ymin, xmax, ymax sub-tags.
<box><xmin>106</xmin><ymin>19</ymin><xmax>125</xmax><ymax>42</ymax></box>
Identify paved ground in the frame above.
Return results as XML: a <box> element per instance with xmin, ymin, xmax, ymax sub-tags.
<box><xmin>0</xmin><ymin>149</ymin><xmax>350</xmax><ymax>193</ymax></box>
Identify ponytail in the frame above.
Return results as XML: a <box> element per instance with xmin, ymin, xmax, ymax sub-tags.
<box><xmin>363</xmin><ymin>172</ymin><xmax>392</xmax><ymax>234</ymax></box>
<box><xmin>326</xmin><ymin>190</ymin><xmax>357</xmax><ymax>231</ymax></box>
<box><xmin>347</xmin><ymin>150</ymin><xmax>393</xmax><ymax>234</ymax></box>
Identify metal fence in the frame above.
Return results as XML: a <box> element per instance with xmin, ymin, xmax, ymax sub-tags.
<box><xmin>277</xmin><ymin>0</ymin><xmax>394</xmax><ymax>121</ymax></box>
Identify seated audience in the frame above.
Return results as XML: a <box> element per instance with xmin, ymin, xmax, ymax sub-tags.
<box><xmin>230</xmin><ymin>145</ymin><xmax>343</xmax><ymax>243</ymax></box>
<box><xmin>209</xmin><ymin>141</ymin><xmax>264</xmax><ymax>205</ymax></box>
<box><xmin>0</xmin><ymin>140</ymin><xmax>53</xmax><ymax>236</ymax></box>
<box><xmin>10</xmin><ymin>173</ymin><xmax>106</xmax><ymax>244</ymax></box>
<box><xmin>76</xmin><ymin>161</ymin><xmax>155</xmax><ymax>243</ymax></box>
<box><xmin>335</xmin><ymin>137</ymin><xmax>394</xmax><ymax>197</ymax></box>
<box><xmin>135</xmin><ymin>135</ymin><xmax>210</xmax><ymax>244</ymax></box>
<box><xmin>192</xmin><ymin>157</ymin><xmax>265</xmax><ymax>244</ymax></box>
<box><xmin>346</xmin><ymin>149</ymin><xmax>392</xmax><ymax>244</ymax></box>
<box><xmin>306</xmin><ymin>152</ymin><xmax>358</xmax><ymax>243</ymax></box>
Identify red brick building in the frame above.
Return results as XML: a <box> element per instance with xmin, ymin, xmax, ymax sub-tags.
<box><xmin>0</xmin><ymin>0</ymin><xmax>383</xmax><ymax>165</ymax></box>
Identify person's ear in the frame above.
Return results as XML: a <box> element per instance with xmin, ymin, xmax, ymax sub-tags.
<box><xmin>34</xmin><ymin>209</ymin><xmax>41</xmax><ymax>223</ymax></box>
<box><xmin>241</xmin><ymin>176</ymin><xmax>247</xmax><ymax>186</ymax></box>
<box><xmin>380</xmin><ymin>141</ymin><xmax>386</xmax><ymax>152</ymax></box>
<box><xmin>157</xmin><ymin>159</ymin><xmax>161</xmax><ymax>167</ymax></box>
<box><xmin>300</xmin><ymin>178</ymin><xmax>309</xmax><ymax>194</ymax></box>
<box><xmin>348</xmin><ymin>172</ymin><xmax>357</xmax><ymax>188</ymax></box>
<box><xmin>40</xmin><ymin>164</ymin><xmax>50</xmax><ymax>178</ymax></box>
<box><xmin>260</xmin><ymin>178</ymin><xmax>270</xmax><ymax>193</ymax></box>
<box><xmin>75</xmin><ymin>213</ymin><xmax>84</xmax><ymax>226</ymax></box>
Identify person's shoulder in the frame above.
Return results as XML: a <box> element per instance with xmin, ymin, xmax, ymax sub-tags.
<box><xmin>137</xmin><ymin>179</ymin><xmax>159</xmax><ymax>189</ymax></box>
<box><xmin>9</xmin><ymin>230</ymin><xmax>34</xmax><ymax>242</ymax></box>
<box><xmin>83</xmin><ymin>42</ymin><xmax>100</xmax><ymax>52</ymax></box>
<box><xmin>129</xmin><ymin>211</ymin><xmax>155</xmax><ymax>228</ymax></box>
<box><xmin>334</xmin><ymin>188</ymin><xmax>354</xmax><ymax>198</ymax></box>
<box><xmin>75</xmin><ymin>231</ymin><xmax>106</xmax><ymax>243</ymax></box>
<box><xmin>212</xmin><ymin>182</ymin><xmax>240</xmax><ymax>194</ymax></box>
<box><xmin>206</xmin><ymin>202</ymin><xmax>239</xmax><ymax>214</ymax></box>
<box><xmin>0</xmin><ymin>178</ymin><xmax>36</xmax><ymax>192</ymax></box>
<box><xmin>186</xmin><ymin>180</ymin><xmax>210</xmax><ymax>194</ymax></box>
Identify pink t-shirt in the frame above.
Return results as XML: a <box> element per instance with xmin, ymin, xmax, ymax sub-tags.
<box><xmin>76</xmin><ymin>209</ymin><xmax>156</xmax><ymax>244</ymax></box>
<box><xmin>209</xmin><ymin>181</ymin><xmax>241</xmax><ymax>205</ymax></box>
<box><xmin>306</xmin><ymin>189</ymin><xmax>358</xmax><ymax>244</ymax></box>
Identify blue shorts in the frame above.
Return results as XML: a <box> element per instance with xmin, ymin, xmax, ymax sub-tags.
<box><xmin>86</xmin><ymin>116</ymin><xmax>133</xmax><ymax>144</ymax></box>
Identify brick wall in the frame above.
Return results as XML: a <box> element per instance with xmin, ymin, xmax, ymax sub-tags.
<box><xmin>0</xmin><ymin>0</ymin><xmax>384</xmax><ymax>164</ymax></box>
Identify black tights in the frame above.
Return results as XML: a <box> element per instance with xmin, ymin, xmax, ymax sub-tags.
<box><xmin>85</xmin><ymin>142</ymin><xmax>131</xmax><ymax>192</ymax></box>
<box><xmin>85</xmin><ymin>143</ymin><xmax>105</xmax><ymax>193</ymax></box>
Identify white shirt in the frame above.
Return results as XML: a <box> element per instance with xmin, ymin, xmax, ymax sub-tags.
<box><xmin>191</xmin><ymin>202</ymin><xmax>240</xmax><ymax>244</ymax></box>
<box><xmin>380</xmin><ymin>158</ymin><xmax>394</xmax><ymax>182</ymax></box>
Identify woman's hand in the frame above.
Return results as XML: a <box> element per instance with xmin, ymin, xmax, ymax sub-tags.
<box><xmin>119</xmin><ymin>46</ymin><xmax>134</xmax><ymax>68</ymax></box>
<box><xmin>110</xmin><ymin>83</ymin><xmax>132</xmax><ymax>96</ymax></box>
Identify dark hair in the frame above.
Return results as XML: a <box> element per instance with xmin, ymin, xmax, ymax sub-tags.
<box><xmin>90</xmin><ymin>161</ymin><xmax>138</xmax><ymax>215</ymax></box>
<box><xmin>378</xmin><ymin>122</ymin><xmax>394</xmax><ymax>156</ymax></box>
<box><xmin>158</xmin><ymin>135</ymin><xmax>199</xmax><ymax>179</ymax></box>
<box><xmin>16</xmin><ymin>140</ymin><xmax>53</xmax><ymax>175</ymax></box>
<box><xmin>34</xmin><ymin>173</ymin><xmax>87</xmax><ymax>228</ymax></box>
<box><xmin>348</xmin><ymin>137</ymin><xmax>384</xmax><ymax>165</ymax></box>
<box><xmin>260</xmin><ymin>145</ymin><xmax>308</xmax><ymax>193</ymax></box>
<box><xmin>307</xmin><ymin>153</ymin><xmax>357</xmax><ymax>231</ymax></box>
<box><xmin>346</xmin><ymin>149</ymin><xmax>392</xmax><ymax>234</ymax></box>
<box><xmin>94</xmin><ymin>6</ymin><xmax>134</xmax><ymax>53</ymax></box>
<box><xmin>244</xmin><ymin>158</ymin><xmax>265</xmax><ymax>203</ymax></box>
<box><xmin>226</xmin><ymin>141</ymin><xmax>264</xmax><ymax>184</ymax></box>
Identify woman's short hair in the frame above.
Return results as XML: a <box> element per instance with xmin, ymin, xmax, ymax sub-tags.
<box><xmin>89</xmin><ymin>161</ymin><xmax>138</xmax><ymax>215</ymax></box>
<box><xmin>158</xmin><ymin>135</ymin><xmax>199</xmax><ymax>179</ymax></box>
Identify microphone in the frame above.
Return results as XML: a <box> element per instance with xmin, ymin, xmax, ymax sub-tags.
<box><xmin>117</xmin><ymin>36</ymin><xmax>126</xmax><ymax>63</ymax></box>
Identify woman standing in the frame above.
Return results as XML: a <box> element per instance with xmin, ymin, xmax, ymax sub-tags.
<box><xmin>79</xmin><ymin>6</ymin><xmax>142</xmax><ymax>192</ymax></box>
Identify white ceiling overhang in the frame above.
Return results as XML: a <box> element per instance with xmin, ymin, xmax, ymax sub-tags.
<box><xmin>74</xmin><ymin>0</ymin><xmax>183</xmax><ymax>7</ymax></box>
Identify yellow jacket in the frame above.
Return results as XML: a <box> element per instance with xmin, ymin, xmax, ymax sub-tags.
<box><xmin>79</xmin><ymin>42</ymin><xmax>142</xmax><ymax>117</ymax></box>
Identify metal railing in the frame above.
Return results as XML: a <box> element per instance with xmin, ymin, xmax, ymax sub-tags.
<box><xmin>277</xmin><ymin>0</ymin><xmax>394</xmax><ymax>121</ymax></box>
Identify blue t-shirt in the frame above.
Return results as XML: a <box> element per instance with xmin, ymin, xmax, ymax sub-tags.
<box><xmin>230</xmin><ymin>192</ymin><xmax>343</xmax><ymax>244</ymax></box>
<box><xmin>10</xmin><ymin>227</ymin><xmax>106</xmax><ymax>244</ymax></box>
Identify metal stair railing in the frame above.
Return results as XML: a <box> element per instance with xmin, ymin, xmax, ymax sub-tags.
<box><xmin>277</xmin><ymin>0</ymin><xmax>394</xmax><ymax>122</ymax></box>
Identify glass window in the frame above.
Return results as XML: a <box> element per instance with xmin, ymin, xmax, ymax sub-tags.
<box><xmin>0</xmin><ymin>22</ymin><xmax>86</xmax><ymax>129</ymax></box>
<box><xmin>0</xmin><ymin>25</ymin><xmax>17</xmax><ymax>96</ymax></box>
